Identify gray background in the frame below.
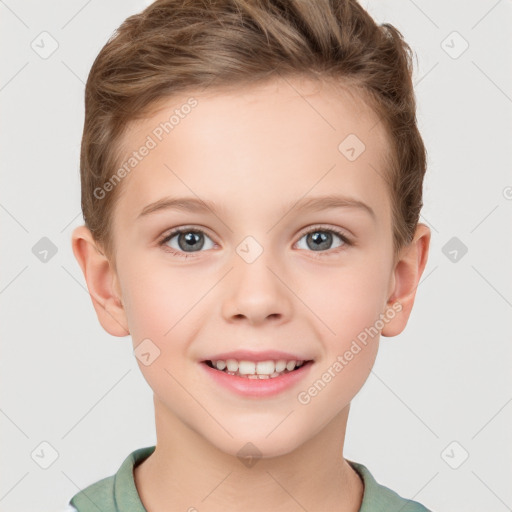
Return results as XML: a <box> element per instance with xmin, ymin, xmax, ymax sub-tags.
<box><xmin>1</xmin><ymin>1</ymin><xmax>511</xmax><ymax>511</ymax></box>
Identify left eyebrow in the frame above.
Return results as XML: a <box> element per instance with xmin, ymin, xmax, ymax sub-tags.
<box><xmin>136</xmin><ymin>194</ymin><xmax>376</xmax><ymax>221</ymax></box>
<box><xmin>286</xmin><ymin>194</ymin><xmax>376</xmax><ymax>221</ymax></box>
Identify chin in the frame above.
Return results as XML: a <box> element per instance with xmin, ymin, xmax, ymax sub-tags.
<box><xmin>205</xmin><ymin>426</ymin><xmax>307</xmax><ymax>461</ymax></box>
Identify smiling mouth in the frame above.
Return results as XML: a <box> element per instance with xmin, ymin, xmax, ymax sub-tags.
<box><xmin>203</xmin><ymin>359</ymin><xmax>313</xmax><ymax>379</ymax></box>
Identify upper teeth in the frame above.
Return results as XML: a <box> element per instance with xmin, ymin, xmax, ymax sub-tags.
<box><xmin>212</xmin><ymin>359</ymin><xmax>304</xmax><ymax>376</ymax></box>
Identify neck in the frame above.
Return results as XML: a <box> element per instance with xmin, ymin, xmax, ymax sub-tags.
<box><xmin>134</xmin><ymin>397</ymin><xmax>363</xmax><ymax>512</ymax></box>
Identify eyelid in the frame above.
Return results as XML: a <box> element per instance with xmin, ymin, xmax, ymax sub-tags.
<box><xmin>297</xmin><ymin>224</ymin><xmax>352</xmax><ymax>241</ymax></box>
<box><xmin>294</xmin><ymin>225</ymin><xmax>354</xmax><ymax>254</ymax></box>
<box><xmin>159</xmin><ymin>224</ymin><xmax>217</xmax><ymax>244</ymax></box>
<box><xmin>159</xmin><ymin>224</ymin><xmax>352</xmax><ymax>243</ymax></box>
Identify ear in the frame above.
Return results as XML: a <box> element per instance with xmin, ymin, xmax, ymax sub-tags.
<box><xmin>71</xmin><ymin>225</ymin><xmax>129</xmax><ymax>337</ymax></box>
<box><xmin>381</xmin><ymin>223</ymin><xmax>431</xmax><ymax>337</ymax></box>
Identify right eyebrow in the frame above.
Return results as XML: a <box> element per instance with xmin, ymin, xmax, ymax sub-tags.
<box><xmin>137</xmin><ymin>197</ymin><xmax>221</xmax><ymax>219</ymax></box>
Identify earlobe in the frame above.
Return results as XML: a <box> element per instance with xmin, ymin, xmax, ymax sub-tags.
<box><xmin>71</xmin><ymin>225</ymin><xmax>130</xmax><ymax>337</ymax></box>
<box><xmin>381</xmin><ymin>223</ymin><xmax>431</xmax><ymax>338</ymax></box>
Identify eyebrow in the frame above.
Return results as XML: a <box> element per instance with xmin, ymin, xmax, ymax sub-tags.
<box><xmin>137</xmin><ymin>194</ymin><xmax>376</xmax><ymax>220</ymax></box>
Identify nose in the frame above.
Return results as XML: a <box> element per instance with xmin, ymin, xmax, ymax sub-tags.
<box><xmin>221</xmin><ymin>248</ymin><xmax>293</xmax><ymax>326</ymax></box>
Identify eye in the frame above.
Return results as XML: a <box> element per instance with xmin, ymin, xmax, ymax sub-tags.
<box><xmin>295</xmin><ymin>226</ymin><xmax>352</xmax><ymax>256</ymax></box>
<box><xmin>158</xmin><ymin>225</ymin><xmax>352</xmax><ymax>259</ymax></box>
<box><xmin>159</xmin><ymin>227</ymin><xmax>215</xmax><ymax>257</ymax></box>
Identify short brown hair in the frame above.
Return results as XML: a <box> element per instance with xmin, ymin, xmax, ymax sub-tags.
<box><xmin>80</xmin><ymin>0</ymin><xmax>426</xmax><ymax>263</ymax></box>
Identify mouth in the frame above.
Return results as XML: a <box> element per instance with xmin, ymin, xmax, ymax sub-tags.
<box><xmin>202</xmin><ymin>358</ymin><xmax>314</xmax><ymax>379</ymax></box>
<box><xmin>200</xmin><ymin>356</ymin><xmax>315</xmax><ymax>397</ymax></box>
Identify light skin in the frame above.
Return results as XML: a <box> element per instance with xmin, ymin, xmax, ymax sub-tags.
<box><xmin>72</xmin><ymin>76</ymin><xmax>430</xmax><ymax>511</ymax></box>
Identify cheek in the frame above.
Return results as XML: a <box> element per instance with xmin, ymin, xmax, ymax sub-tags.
<box><xmin>295</xmin><ymin>268</ymin><xmax>385</xmax><ymax>417</ymax></box>
<box><xmin>120</xmin><ymin>266</ymin><xmax>204</xmax><ymax>404</ymax></box>
<box><xmin>121</xmin><ymin>263</ymin><xmax>210</xmax><ymax>390</ymax></box>
<box><xmin>121</xmin><ymin>262</ymin><xmax>203</xmax><ymax>341</ymax></box>
<box><xmin>298</xmin><ymin>258</ymin><xmax>390</xmax><ymax>342</ymax></box>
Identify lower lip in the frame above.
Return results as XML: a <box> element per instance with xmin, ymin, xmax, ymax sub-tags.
<box><xmin>200</xmin><ymin>361</ymin><xmax>314</xmax><ymax>398</ymax></box>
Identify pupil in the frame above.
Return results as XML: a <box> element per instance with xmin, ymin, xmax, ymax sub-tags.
<box><xmin>179</xmin><ymin>231</ymin><xmax>204</xmax><ymax>251</ymax></box>
<box><xmin>308</xmin><ymin>231</ymin><xmax>331</xmax><ymax>251</ymax></box>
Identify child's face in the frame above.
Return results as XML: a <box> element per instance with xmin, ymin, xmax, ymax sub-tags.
<box><xmin>104</xmin><ymin>77</ymin><xmax>403</xmax><ymax>457</ymax></box>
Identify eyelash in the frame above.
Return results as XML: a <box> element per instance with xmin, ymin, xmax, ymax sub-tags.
<box><xmin>158</xmin><ymin>225</ymin><xmax>353</xmax><ymax>259</ymax></box>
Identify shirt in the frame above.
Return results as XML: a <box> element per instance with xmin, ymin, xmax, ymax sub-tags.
<box><xmin>66</xmin><ymin>445</ymin><xmax>431</xmax><ymax>511</ymax></box>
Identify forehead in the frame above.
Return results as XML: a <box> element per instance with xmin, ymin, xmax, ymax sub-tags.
<box><xmin>113</xmin><ymin>76</ymin><xmax>391</xmax><ymax>228</ymax></box>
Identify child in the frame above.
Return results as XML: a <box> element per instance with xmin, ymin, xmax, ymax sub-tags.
<box><xmin>69</xmin><ymin>0</ymin><xmax>432</xmax><ymax>510</ymax></box>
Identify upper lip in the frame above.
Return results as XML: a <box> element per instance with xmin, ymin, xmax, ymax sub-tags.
<box><xmin>202</xmin><ymin>349</ymin><xmax>314</xmax><ymax>363</ymax></box>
